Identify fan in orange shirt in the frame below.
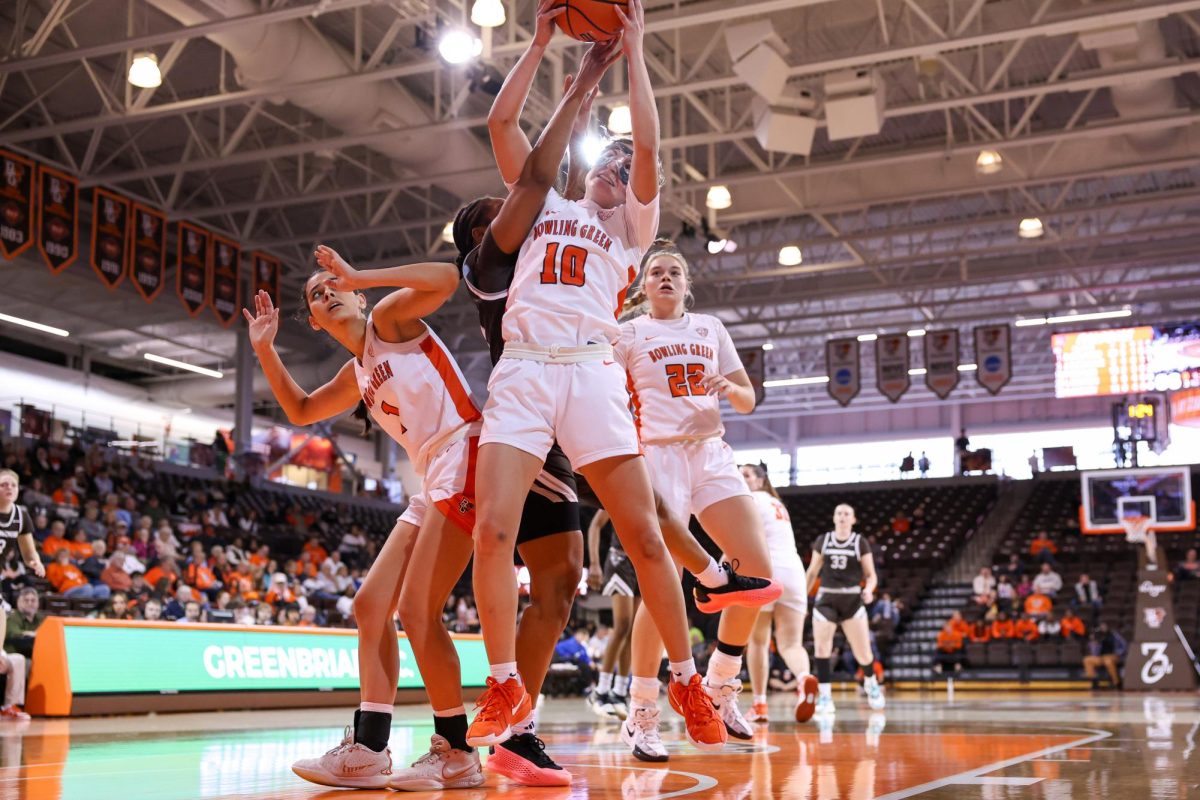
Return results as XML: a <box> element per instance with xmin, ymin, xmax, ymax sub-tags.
<box><xmin>1060</xmin><ymin>609</ymin><xmax>1087</xmax><ymax>639</ymax></box>
<box><xmin>990</xmin><ymin>613</ymin><xmax>1016</xmax><ymax>639</ymax></box>
<box><xmin>302</xmin><ymin>536</ymin><xmax>328</xmax><ymax>567</ymax></box>
<box><xmin>1024</xmin><ymin>591</ymin><xmax>1052</xmax><ymax>618</ymax></box>
<box><xmin>46</xmin><ymin>550</ymin><xmax>88</xmax><ymax>594</ymax></box>
<box><xmin>264</xmin><ymin>573</ymin><xmax>296</xmax><ymax>607</ymax></box>
<box><xmin>1013</xmin><ymin>615</ymin><xmax>1039</xmax><ymax>641</ymax></box>
<box><xmin>40</xmin><ymin>520</ymin><xmax>72</xmax><ymax>558</ymax></box>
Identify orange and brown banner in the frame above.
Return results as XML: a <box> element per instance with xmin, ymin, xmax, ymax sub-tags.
<box><xmin>177</xmin><ymin>221</ymin><xmax>211</xmax><ymax>316</ymax></box>
<box><xmin>0</xmin><ymin>148</ymin><xmax>35</xmax><ymax>261</ymax></box>
<box><xmin>210</xmin><ymin>235</ymin><xmax>241</xmax><ymax>327</ymax></box>
<box><xmin>924</xmin><ymin>329</ymin><xmax>960</xmax><ymax>399</ymax></box>
<box><xmin>875</xmin><ymin>333</ymin><xmax>910</xmax><ymax>402</ymax></box>
<box><xmin>250</xmin><ymin>251</ymin><xmax>281</xmax><ymax>305</ymax></box>
<box><xmin>129</xmin><ymin>203</ymin><xmax>166</xmax><ymax>301</ymax></box>
<box><xmin>37</xmin><ymin>164</ymin><xmax>78</xmax><ymax>273</ymax></box>
<box><xmin>90</xmin><ymin>188</ymin><xmax>129</xmax><ymax>289</ymax></box>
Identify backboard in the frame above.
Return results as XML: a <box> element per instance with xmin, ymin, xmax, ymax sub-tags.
<box><xmin>1080</xmin><ymin>466</ymin><xmax>1195</xmax><ymax>533</ymax></box>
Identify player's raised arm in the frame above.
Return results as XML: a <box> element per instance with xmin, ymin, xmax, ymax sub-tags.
<box><xmin>615</xmin><ymin>0</ymin><xmax>659</xmax><ymax>204</ymax></box>
<box><xmin>314</xmin><ymin>245</ymin><xmax>458</xmax><ymax>337</ymax></box>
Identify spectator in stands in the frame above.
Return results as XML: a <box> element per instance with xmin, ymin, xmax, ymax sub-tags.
<box><xmin>934</xmin><ymin>611</ymin><xmax>968</xmax><ymax>674</ymax></box>
<box><xmin>990</xmin><ymin>612</ymin><xmax>1015</xmax><ymax>640</ymax></box>
<box><xmin>972</xmin><ymin>567</ymin><xmax>997</xmax><ymax>606</ymax></box>
<box><xmin>871</xmin><ymin>593</ymin><xmax>900</xmax><ymax>626</ymax></box>
<box><xmin>954</xmin><ymin>428</ymin><xmax>970</xmax><ymax>474</ymax></box>
<box><xmin>254</xmin><ymin>603</ymin><xmax>274</xmax><ymax>626</ymax></box>
<box><xmin>1073</xmin><ymin>573</ymin><xmax>1103</xmax><ymax>615</ymax></box>
<box><xmin>66</xmin><ymin>528</ymin><xmax>94</xmax><ymax>560</ymax></box>
<box><xmin>203</xmin><ymin>503</ymin><xmax>229</xmax><ymax>530</ymax></box>
<box><xmin>224</xmin><ymin>537</ymin><xmax>246</xmax><ymax>566</ymax></box>
<box><xmin>144</xmin><ymin>558</ymin><xmax>180</xmax><ymax>595</ymax></box>
<box><xmin>97</xmin><ymin>592</ymin><xmax>136</xmax><ymax>621</ymax></box>
<box><xmin>891</xmin><ymin>510</ymin><xmax>911</xmax><ymax>534</ymax></box>
<box><xmin>143</xmin><ymin>494</ymin><xmax>167</xmax><ymax>526</ymax></box>
<box><xmin>142</xmin><ymin>597</ymin><xmax>164</xmax><ymax>622</ymax></box>
<box><xmin>1015</xmin><ymin>573</ymin><xmax>1034</xmax><ymax>598</ymax></box>
<box><xmin>6</xmin><ymin>588</ymin><xmax>43</xmax><ymax>659</ymax></box>
<box><xmin>996</xmin><ymin>553</ymin><xmax>1023</xmax><ymax>582</ymax></box>
<box><xmin>47</xmin><ymin>548</ymin><xmax>110</xmax><ymax>600</ymax></box>
<box><xmin>968</xmin><ymin>619</ymin><xmax>991</xmax><ymax>643</ymax></box>
<box><xmin>131</xmin><ymin>525</ymin><xmax>154</xmax><ymax>563</ymax></box>
<box><xmin>178</xmin><ymin>600</ymin><xmax>203</xmax><ymax>624</ymax></box>
<box><xmin>899</xmin><ymin>452</ymin><xmax>915</xmax><ymax>478</ymax></box>
<box><xmin>100</xmin><ymin>550</ymin><xmax>135</xmax><ymax>596</ymax></box>
<box><xmin>1037</xmin><ymin>612</ymin><xmax>1061</xmax><ymax>637</ymax></box>
<box><xmin>78</xmin><ymin>504</ymin><xmax>105</xmax><ymax>540</ymax></box>
<box><xmin>995</xmin><ymin>574</ymin><xmax>1016</xmax><ymax>613</ymax></box>
<box><xmin>0</xmin><ymin>609</ymin><xmax>31</xmax><ymax>719</ymax></box>
<box><xmin>31</xmin><ymin>511</ymin><xmax>51</xmax><ymax>541</ymax></box>
<box><xmin>1174</xmin><ymin>549</ymin><xmax>1200</xmax><ymax>582</ymax></box>
<box><xmin>41</xmin><ymin>519</ymin><xmax>70</xmax><ymax>558</ymax></box>
<box><xmin>337</xmin><ymin>524</ymin><xmax>367</xmax><ymax>566</ymax></box>
<box><xmin>51</xmin><ymin>476</ymin><xmax>81</xmax><ymax>507</ymax></box>
<box><xmin>164</xmin><ymin>585</ymin><xmax>194</xmax><ymax>620</ymax></box>
<box><xmin>78</xmin><ymin>538</ymin><xmax>107</xmax><ymax>583</ymax></box>
<box><xmin>1028</xmin><ymin>451</ymin><xmax>1039</xmax><ymax>475</ymax></box>
<box><xmin>302</xmin><ymin>536</ymin><xmax>328</xmax><ymax>567</ymax></box>
<box><xmin>265</xmin><ymin>573</ymin><xmax>295</xmax><ymax>607</ymax></box>
<box><xmin>1060</xmin><ymin>608</ymin><xmax>1087</xmax><ymax>639</ymax></box>
<box><xmin>184</xmin><ymin>551</ymin><xmax>221</xmax><ymax>600</ymax></box>
<box><xmin>21</xmin><ymin>478</ymin><xmax>53</xmax><ymax>511</ymax></box>
<box><xmin>918</xmin><ymin>451</ymin><xmax>930</xmax><ymax>477</ymax></box>
<box><xmin>1084</xmin><ymin>623</ymin><xmax>1126</xmax><ymax>688</ymax></box>
<box><xmin>1029</xmin><ymin>531</ymin><xmax>1058</xmax><ymax>565</ymax></box>
<box><xmin>1033</xmin><ymin>562</ymin><xmax>1063</xmax><ymax>597</ymax></box>
<box><xmin>298</xmin><ymin>605</ymin><xmax>319</xmax><ymax>627</ymax></box>
<box><xmin>1024</xmin><ymin>590</ymin><xmax>1052</xmax><ymax>619</ymax></box>
<box><xmin>154</xmin><ymin>524</ymin><xmax>181</xmax><ymax>560</ymax></box>
<box><xmin>1013</xmin><ymin>614</ymin><xmax>1039</xmax><ymax>641</ymax></box>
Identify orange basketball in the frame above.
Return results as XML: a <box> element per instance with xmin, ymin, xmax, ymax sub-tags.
<box><xmin>554</xmin><ymin>0</ymin><xmax>627</xmax><ymax>43</ymax></box>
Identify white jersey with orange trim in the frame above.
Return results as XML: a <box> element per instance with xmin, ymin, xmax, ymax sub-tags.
<box><xmin>501</xmin><ymin>186</ymin><xmax>659</xmax><ymax>348</ymax></box>
<box><xmin>615</xmin><ymin>312</ymin><xmax>744</xmax><ymax>444</ymax></box>
<box><xmin>751</xmin><ymin>490</ymin><xmax>803</xmax><ymax>563</ymax></box>
<box><xmin>354</xmin><ymin>315</ymin><xmax>482</xmax><ymax>473</ymax></box>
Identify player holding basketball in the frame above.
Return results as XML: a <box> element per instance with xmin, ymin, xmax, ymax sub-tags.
<box><xmin>245</xmin><ymin>254</ymin><xmax>487</xmax><ymax>791</ymax></box>
<box><xmin>806</xmin><ymin>504</ymin><xmax>886</xmax><ymax>715</ymax></box>
<box><xmin>740</xmin><ymin>463</ymin><xmax>818</xmax><ymax>724</ymax></box>
<box><xmin>463</xmin><ymin>0</ymin><xmax>727</xmax><ymax>754</ymax></box>
<box><xmin>613</xmin><ymin>243</ymin><xmax>778</xmax><ymax>759</ymax></box>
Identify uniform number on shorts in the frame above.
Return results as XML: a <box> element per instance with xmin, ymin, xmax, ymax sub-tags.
<box><xmin>665</xmin><ymin>363</ymin><xmax>706</xmax><ymax>398</ymax></box>
<box><xmin>540</xmin><ymin>242</ymin><xmax>587</xmax><ymax>286</ymax></box>
<box><xmin>828</xmin><ymin>554</ymin><xmax>849</xmax><ymax>570</ymax></box>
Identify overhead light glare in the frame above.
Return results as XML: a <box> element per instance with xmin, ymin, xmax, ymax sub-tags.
<box><xmin>907</xmin><ymin>328</ymin><xmax>926</xmax><ymax>337</ymax></box>
<box><xmin>606</xmin><ymin>103</ymin><xmax>632</xmax><ymax>135</ymax></box>
<box><xmin>0</xmin><ymin>312</ymin><xmax>69</xmax><ymax>337</ymax></box>
<box><xmin>763</xmin><ymin>375</ymin><xmax>829</xmax><ymax>388</ymax></box>
<box><xmin>761</xmin><ymin>342</ymin><xmax>775</xmax><ymax>351</ymax></box>
<box><xmin>975</xmin><ymin>149</ymin><xmax>1003</xmax><ymax>175</ymax></box>
<box><xmin>1045</xmin><ymin>309</ymin><xmax>1132</xmax><ymax>325</ymax></box>
<box><xmin>1014</xmin><ymin>317</ymin><xmax>1048</xmax><ymax>328</ymax></box>
<box><xmin>908</xmin><ymin>367</ymin><xmax>928</xmax><ymax>376</ymax></box>
<box><xmin>438</xmin><ymin>30</ymin><xmax>483</xmax><ymax>64</ymax></box>
<box><xmin>958</xmin><ymin>363</ymin><xmax>978</xmax><ymax>371</ymax></box>
<box><xmin>857</xmin><ymin>333</ymin><xmax>878</xmax><ymax>342</ymax></box>
<box><xmin>706</xmin><ymin>185</ymin><xmax>732</xmax><ymax>210</ymax></box>
<box><xmin>441</xmin><ymin>221</ymin><xmax>455</xmax><ymax>244</ymax></box>
<box><xmin>144</xmin><ymin>353</ymin><xmax>224</xmax><ymax>379</ymax></box>
<box><xmin>1018</xmin><ymin>217</ymin><xmax>1045</xmax><ymax>239</ymax></box>
<box><xmin>128</xmin><ymin>52</ymin><xmax>162</xmax><ymax>89</ymax></box>
<box><xmin>470</xmin><ymin>0</ymin><xmax>506</xmax><ymax>28</ymax></box>
<box><xmin>778</xmin><ymin>245</ymin><xmax>802</xmax><ymax>266</ymax></box>
<box><xmin>707</xmin><ymin>238</ymin><xmax>727</xmax><ymax>255</ymax></box>
<box><xmin>582</xmin><ymin>133</ymin><xmax>608</xmax><ymax>166</ymax></box>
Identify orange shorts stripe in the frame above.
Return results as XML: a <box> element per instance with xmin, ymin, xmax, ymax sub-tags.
<box><xmin>433</xmin><ymin>435</ymin><xmax>479</xmax><ymax>536</ymax></box>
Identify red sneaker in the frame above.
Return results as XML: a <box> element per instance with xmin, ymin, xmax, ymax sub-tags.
<box><xmin>487</xmin><ymin>733</ymin><xmax>571</xmax><ymax>786</ymax></box>
<box><xmin>693</xmin><ymin>562</ymin><xmax>782</xmax><ymax>614</ymax></box>
<box><xmin>795</xmin><ymin>675</ymin><xmax>819</xmax><ymax>723</ymax></box>
<box><xmin>667</xmin><ymin>674</ymin><xmax>727</xmax><ymax>751</ymax></box>
<box><xmin>0</xmin><ymin>705</ymin><xmax>29</xmax><ymax>721</ymax></box>
<box><xmin>467</xmin><ymin>677</ymin><xmax>531</xmax><ymax>747</ymax></box>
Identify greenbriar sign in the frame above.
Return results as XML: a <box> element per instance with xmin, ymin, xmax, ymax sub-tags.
<box><xmin>59</xmin><ymin>623</ymin><xmax>490</xmax><ymax>694</ymax></box>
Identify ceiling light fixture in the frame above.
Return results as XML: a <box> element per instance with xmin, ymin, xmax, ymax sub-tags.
<box><xmin>907</xmin><ymin>328</ymin><xmax>926</xmax><ymax>337</ymax></box>
<box><xmin>957</xmin><ymin>363</ymin><xmax>978</xmax><ymax>371</ymax></box>
<box><xmin>144</xmin><ymin>353</ymin><xmax>224</xmax><ymax>379</ymax></box>
<box><xmin>1018</xmin><ymin>217</ymin><xmax>1045</xmax><ymax>239</ymax></box>
<box><xmin>975</xmin><ymin>149</ymin><xmax>1003</xmax><ymax>175</ymax></box>
<box><xmin>706</xmin><ymin>185</ymin><xmax>732</xmax><ymax>210</ymax></box>
<box><xmin>763</xmin><ymin>375</ymin><xmax>829</xmax><ymax>388</ymax></box>
<box><xmin>778</xmin><ymin>245</ymin><xmax>802</xmax><ymax>266</ymax></box>
<box><xmin>606</xmin><ymin>104</ymin><xmax>632</xmax><ymax>135</ymax></box>
<box><xmin>761</xmin><ymin>342</ymin><xmax>775</xmax><ymax>351</ymax></box>
<box><xmin>707</xmin><ymin>239</ymin><xmax>727</xmax><ymax>255</ymax></box>
<box><xmin>1015</xmin><ymin>309</ymin><xmax>1132</xmax><ymax>328</ymax></box>
<box><xmin>438</xmin><ymin>30</ymin><xmax>483</xmax><ymax>64</ymax></box>
<box><xmin>470</xmin><ymin>0</ymin><xmax>506</xmax><ymax>28</ymax></box>
<box><xmin>0</xmin><ymin>312</ymin><xmax>69</xmax><ymax>337</ymax></box>
<box><xmin>908</xmin><ymin>367</ymin><xmax>928</xmax><ymax>376</ymax></box>
<box><xmin>128</xmin><ymin>52</ymin><xmax>162</xmax><ymax>89</ymax></box>
<box><xmin>857</xmin><ymin>333</ymin><xmax>878</xmax><ymax>342</ymax></box>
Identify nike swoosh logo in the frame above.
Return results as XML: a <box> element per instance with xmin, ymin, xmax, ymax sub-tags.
<box><xmin>603</xmin><ymin>361</ymin><xmax>615</xmax><ymax>366</ymax></box>
<box><xmin>644</xmin><ymin>336</ymin><xmax>659</xmax><ymax>341</ymax></box>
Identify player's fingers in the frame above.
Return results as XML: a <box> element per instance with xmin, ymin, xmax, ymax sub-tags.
<box><xmin>242</xmin><ymin>308</ymin><xmax>255</xmax><ymax>324</ymax></box>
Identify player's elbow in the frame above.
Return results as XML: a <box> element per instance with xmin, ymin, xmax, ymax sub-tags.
<box><xmin>431</xmin><ymin>264</ymin><xmax>461</xmax><ymax>295</ymax></box>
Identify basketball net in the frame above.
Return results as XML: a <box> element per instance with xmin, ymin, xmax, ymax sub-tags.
<box><xmin>1121</xmin><ymin>514</ymin><xmax>1159</xmax><ymax>567</ymax></box>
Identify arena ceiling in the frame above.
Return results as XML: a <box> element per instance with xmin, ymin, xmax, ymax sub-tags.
<box><xmin>1</xmin><ymin>0</ymin><xmax>1199</xmax><ymax>422</ymax></box>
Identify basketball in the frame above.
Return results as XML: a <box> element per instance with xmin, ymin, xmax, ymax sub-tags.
<box><xmin>554</xmin><ymin>0</ymin><xmax>627</xmax><ymax>43</ymax></box>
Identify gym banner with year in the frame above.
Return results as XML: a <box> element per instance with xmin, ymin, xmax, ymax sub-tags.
<box><xmin>924</xmin><ymin>329</ymin><xmax>960</xmax><ymax>399</ymax></box>
<box><xmin>875</xmin><ymin>333</ymin><xmax>910</xmax><ymax>402</ymax></box>
<box><xmin>130</xmin><ymin>203</ymin><xmax>167</xmax><ymax>301</ymax></box>
<box><xmin>36</xmin><ymin>164</ymin><xmax>78</xmax><ymax>273</ymax></box>
<box><xmin>974</xmin><ymin>324</ymin><xmax>1012</xmax><ymax>395</ymax></box>
<box><xmin>251</xmin><ymin>251</ymin><xmax>281</xmax><ymax>305</ymax></box>
<box><xmin>0</xmin><ymin>148</ymin><xmax>35</xmax><ymax>261</ymax></box>
<box><xmin>28</xmin><ymin>618</ymin><xmax>490</xmax><ymax>716</ymax></box>
<box><xmin>177</xmin><ymin>221</ymin><xmax>211</xmax><ymax>316</ymax></box>
<box><xmin>826</xmin><ymin>337</ymin><xmax>861</xmax><ymax>407</ymax></box>
<box><xmin>90</xmin><ymin>188</ymin><xmax>129</xmax><ymax>289</ymax></box>
<box><xmin>211</xmin><ymin>235</ymin><xmax>241</xmax><ymax>327</ymax></box>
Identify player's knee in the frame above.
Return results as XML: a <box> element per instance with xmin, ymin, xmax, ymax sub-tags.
<box><xmin>352</xmin><ymin>590</ymin><xmax>386</xmax><ymax>628</ymax></box>
<box><xmin>396</xmin><ymin>592</ymin><xmax>427</xmax><ymax>636</ymax></box>
<box><xmin>472</xmin><ymin>512</ymin><xmax>513</xmax><ymax>552</ymax></box>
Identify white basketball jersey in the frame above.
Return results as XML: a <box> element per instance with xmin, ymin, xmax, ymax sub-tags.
<box><xmin>502</xmin><ymin>187</ymin><xmax>659</xmax><ymax>347</ymax></box>
<box><xmin>353</xmin><ymin>316</ymin><xmax>482</xmax><ymax>472</ymax></box>
<box><xmin>615</xmin><ymin>313</ymin><xmax>743</xmax><ymax>443</ymax></box>
<box><xmin>752</xmin><ymin>490</ymin><xmax>803</xmax><ymax>564</ymax></box>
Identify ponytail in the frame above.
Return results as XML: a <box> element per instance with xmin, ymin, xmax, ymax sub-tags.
<box><xmin>352</xmin><ymin>401</ymin><xmax>373</xmax><ymax>435</ymax></box>
<box><xmin>742</xmin><ymin>462</ymin><xmax>779</xmax><ymax>498</ymax></box>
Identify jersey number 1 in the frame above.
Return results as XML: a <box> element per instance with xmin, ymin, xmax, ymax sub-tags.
<box><xmin>541</xmin><ymin>242</ymin><xmax>587</xmax><ymax>286</ymax></box>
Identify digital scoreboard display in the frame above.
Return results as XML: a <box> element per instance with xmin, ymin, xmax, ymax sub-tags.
<box><xmin>1052</xmin><ymin>324</ymin><xmax>1200</xmax><ymax>398</ymax></box>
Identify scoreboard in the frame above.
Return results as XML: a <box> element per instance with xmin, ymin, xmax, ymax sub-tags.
<box><xmin>1053</xmin><ymin>324</ymin><xmax>1200</xmax><ymax>398</ymax></box>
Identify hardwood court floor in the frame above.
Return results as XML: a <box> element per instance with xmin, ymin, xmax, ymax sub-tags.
<box><xmin>1</xmin><ymin>689</ymin><xmax>1195</xmax><ymax>799</ymax></box>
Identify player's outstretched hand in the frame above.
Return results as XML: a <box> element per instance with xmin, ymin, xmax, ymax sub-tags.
<box><xmin>614</xmin><ymin>0</ymin><xmax>644</xmax><ymax>55</ymax></box>
<box><xmin>242</xmin><ymin>290</ymin><xmax>280</xmax><ymax>351</ymax></box>
<box><xmin>576</xmin><ymin>36</ymin><xmax>624</xmax><ymax>91</ymax></box>
<box><xmin>533</xmin><ymin>0</ymin><xmax>566</xmax><ymax>48</ymax></box>
<box><xmin>315</xmin><ymin>244</ymin><xmax>366</xmax><ymax>292</ymax></box>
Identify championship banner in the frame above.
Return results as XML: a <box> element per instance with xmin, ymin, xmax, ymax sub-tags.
<box><xmin>875</xmin><ymin>333</ymin><xmax>910</xmax><ymax>402</ymax></box>
<box><xmin>177</xmin><ymin>221</ymin><xmax>211</xmax><ymax>317</ymax></box>
<box><xmin>129</xmin><ymin>203</ymin><xmax>167</xmax><ymax>301</ymax></box>
<box><xmin>924</xmin><ymin>329</ymin><xmax>960</xmax><ymax>399</ymax></box>
<box><xmin>736</xmin><ymin>347</ymin><xmax>766</xmax><ymax>405</ymax></box>
<box><xmin>974</xmin><ymin>324</ymin><xmax>1013</xmax><ymax>395</ymax></box>
<box><xmin>826</xmin><ymin>337</ymin><xmax>861</xmax><ymax>407</ymax></box>
<box><xmin>90</xmin><ymin>188</ymin><xmax>129</xmax><ymax>290</ymax></box>
<box><xmin>211</xmin><ymin>235</ymin><xmax>241</xmax><ymax>327</ymax></box>
<box><xmin>36</xmin><ymin>164</ymin><xmax>78</xmax><ymax>273</ymax></box>
<box><xmin>251</xmin><ymin>251</ymin><xmax>281</xmax><ymax>304</ymax></box>
<box><xmin>0</xmin><ymin>148</ymin><xmax>35</xmax><ymax>261</ymax></box>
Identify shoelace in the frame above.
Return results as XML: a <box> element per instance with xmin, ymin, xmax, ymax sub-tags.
<box><xmin>473</xmin><ymin>677</ymin><xmax>512</xmax><ymax>723</ymax></box>
<box><xmin>412</xmin><ymin>738</ymin><xmax>449</xmax><ymax>767</ymax></box>
<box><xmin>326</xmin><ymin>726</ymin><xmax>355</xmax><ymax>756</ymax></box>
<box><xmin>682</xmin><ymin>681</ymin><xmax>721</xmax><ymax>725</ymax></box>
<box><xmin>631</xmin><ymin>709</ymin><xmax>664</xmax><ymax>745</ymax></box>
<box><xmin>515</xmin><ymin>734</ymin><xmax>556</xmax><ymax>767</ymax></box>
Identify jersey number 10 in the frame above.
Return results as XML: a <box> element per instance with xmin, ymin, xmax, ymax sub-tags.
<box><xmin>540</xmin><ymin>242</ymin><xmax>588</xmax><ymax>286</ymax></box>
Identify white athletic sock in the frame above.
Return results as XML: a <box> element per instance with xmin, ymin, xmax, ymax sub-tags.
<box><xmin>695</xmin><ymin>557</ymin><xmax>729</xmax><ymax>589</ymax></box>
<box><xmin>630</xmin><ymin>676</ymin><xmax>661</xmax><ymax>705</ymax></box>
<box><xmin>597</xmin><ymin>671</ymin><xmax>614</xmax><ymax>694</ymax></box>
<box><xmin>705</xmin><ymin>650</ymin><xmax>743</xmax><ymax>687</ymax></box>
<box><xmin>818</xmin><ymin>683</ymin><xmax>832</xmax><ymax>698</ymax></box>
<box><xmin>513</xmin><ymin>714</ymin><xmax>536</xmax><ymax>735</ymax></box>
<box><xmin>753</xmin><ymin>693</ymin><xmax>767</xmax><ymax>706</ymax></box>
<box><xmin>864</xmin><ymin>674</ymin><xmax>879</xmax><ymax>689</ymax></box>
<box><xmin>669</xmin><ymin>658</ymin><xmax>698</xmax><ymax>684</ymax></box>
<box><xmin>489</xmin><ymin>662</ymin><xmax>521</xmax><ymax>684</ymax></box>
<box><xmin>360</xmin><ymin>701</ymin><xmax>394</xmax><ymax>714</ymax></box>
<box><xmin>613</xmin><ymin>674</ymin><xmax>630</xmax><ymax>696</ymax></box>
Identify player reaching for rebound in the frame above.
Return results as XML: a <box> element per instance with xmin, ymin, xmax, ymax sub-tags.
<box><xmin>806</xmin><ymin>504</ymin><xmax>886</xmax><ymax>715</ymax></box>
<box><xmin>740</xmin><ymin>463</ymin><xmax>818</xmax><ymax>724</ymax></box>
<box><xmin>461</xmin><ymin>0</ymin><xmax>727</xmax><ymax>754</ymax></box>
<box><xmin>245</xmin><ymin>253</ymin><xmax>487</xmax><ymax>791</ymax></box>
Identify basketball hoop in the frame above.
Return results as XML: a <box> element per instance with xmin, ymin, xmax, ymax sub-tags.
<box><xmin>1121</xmin><ymin>514</ymin><xmax>1152</xmax><ymax>545</ymax></box>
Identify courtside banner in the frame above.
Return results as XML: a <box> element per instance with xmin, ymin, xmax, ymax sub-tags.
<box><xmin>177</xmin><ymin>221</ymin><xmax>211</xmax><ymax>316</ymax></box>
<box><xmin>36</xmin><ymin>164</ymin><xmax>78</xmax><ymax>273</ymax></box>
<box><xmin>875</xmin><ymin>333</ymin><xmax>910</xmax><ymax>402</ymax></box>
<box><xmin>826</xmin><ymin>337</ymin><xmax>861</xmax><ymax>407</ymax></box>
<box><xmin>0</xmin><ymin>148</ymin><xmax>35</xmax><ymax>260</ymax></box>
<box><xmin>974</xmin><ymin>324</ymin><xmax>1012</xmax><ymax>395</ymax></box>
<box><xmin>251</xmin><ymin>251</ymin><xmax>281</xmax><ymax>304</ymax></box>
<box><xmin>924</xmin><ymin>329</ymin><xmax>960</xmax><ymax>399</ymax></box>
<box><xmin>28</xmin><ymin>619</ymin><xmax>490</xmax><ymax>715</ymax></box>
<box><xmin>90</xmin><ymin>188</ymin><xmax>130</xmax><ymax>289</ymax></box>
<box><xmin>211</xmin><ymin>235</ymin><xmax>241</xmax><ymax>327</ymax></box>
<box><xmin>130</xmin><ymin>203</ymin><xmax>167</xmax><ymax>301</ymax></box>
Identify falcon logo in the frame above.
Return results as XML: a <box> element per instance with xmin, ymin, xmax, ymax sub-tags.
<box><xmin>379</xmin><ymin>401</ymin><xmax>407</xmax><ymax>434</ymax></box>
<box><xmin>458</xmin><ymin>497</ymin><xmax>474</xmax><ymax>515</ymax></box>
<box><xmin>695</xmin><ymin>327</ymin><xmax>709</xmax><ymax>338</ymax></box>
<box><xmin>1143</xmin><ymin>607</ymin><xmax>1167</xmax><ymax>629</ymax></box>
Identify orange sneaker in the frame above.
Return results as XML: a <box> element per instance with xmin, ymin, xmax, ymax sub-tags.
<box><xmin>746</xmin><ymin>702</ymin><xmax>770</xmax><ymax>723</ymax></box>
<box><xmin>666</xmin><ymin>674</ymin><xmax>727</xmax><ymax>751</ymax></box>
<box><xmin>466</xmin><ymin>677</ymin><xmax>531</xmax><ymax>748</ymax></box>
<box><xmin>795</xmin><ymin>675</ymin><xmax>819</xmax><ymax>723</ymax></box>
<box><xmin>0</xmin><ymin>705</ymin><xmax>30</xmax><ymax>721</ymax></box>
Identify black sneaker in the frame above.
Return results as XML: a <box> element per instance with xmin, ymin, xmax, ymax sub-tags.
<box><xmin>693</xmin><ymin>561</ymin><xmax>782</xmax><ymax>613</ymax></box>
<box><xmin>489</xmin><ymin>733</ymin><xmax>571</xmax><ymax>786</ymax></box>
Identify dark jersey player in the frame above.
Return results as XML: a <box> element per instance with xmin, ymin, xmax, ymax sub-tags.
<box><xmin>0</xmin><ymin>470</ymin><xmax>47</xmax><ymax>592</ymax></box>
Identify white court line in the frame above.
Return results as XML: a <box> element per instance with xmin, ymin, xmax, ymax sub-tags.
<box><xmin>567</xmin><ymin>763</ymin><xmax>718</xmax><ymax>799</ymax></box>
<box><xmin>953</xmin><ymin>777</ymin><xmax>1044</xmax><ymax>786</ymax></box>
<box><xmin>872</xmin><ymin>727</ymin><xmax>1113</xmax><ymax>800</ymax></box>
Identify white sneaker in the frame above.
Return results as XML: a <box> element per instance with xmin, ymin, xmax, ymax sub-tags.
<box><xmin>292</xmin><ymin>726</ymin><xmax>392</xmax><ymax>789</ymax></box>
<box><xmin>588</xmin><ymin>691</ymin><xmax>616</xmax><ymax>718</ymax></box>
<box><xmin>389</xmin><ymin>734</ymin><xmax>484</xmax><ymax>791</ymax></box>
<box><xmin>864</xmin><ymin>677</ymin><xmax>886</xmax><ymax>710</ymax></box>
<box><xmin>866</xmin><ymin>712</ymin><xmax>887</xmax><ymax>747</ymax></box>
<box><xmin>813</xmin><ymin>694</ymin><xmax>836</xmax><ymax>717</ymax></box>
<box><xmin>706</xmin><ymin>678</ymin><xmax>754</xmax><ymax>741</ymax></box>
<box><xmin>609</xmin><ymin>694</ymin><xmax>630</xmax><ymax>721</ymax></box>
<box><xmin>620</xmin><ymin>704</ymin><xmax>669</xmax><ymax>762</ymax></box>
